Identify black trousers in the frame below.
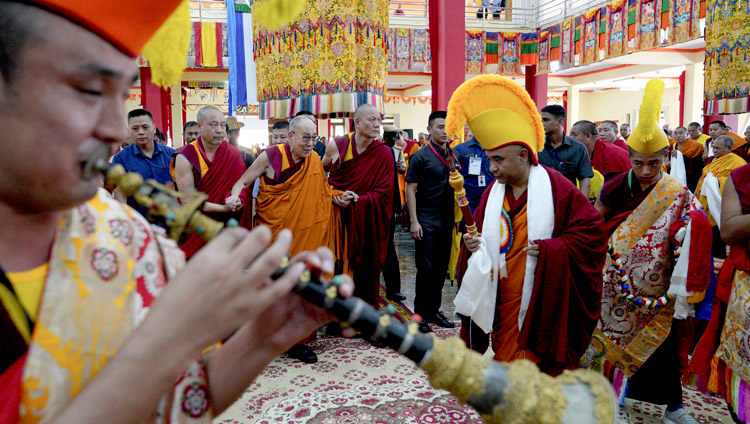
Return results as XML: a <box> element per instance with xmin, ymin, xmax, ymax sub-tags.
<box><xmin>413</xmin><ymin>216</ymin><xmax>453</xmax><ymax>317</ymax></box>
<box><xmin>382</xmin><ymin>217</ymin><xmax>401</xmax><ymax>295</ymax></box>
<box><xmin>627</xmin><ymin>322</ymin><xmax>683</xmax><ymax>406</ymax></box>
<box><xmin>713</xmin><ymin>225</ymin><xmax>727</xmax><ymax>259</ymax></box>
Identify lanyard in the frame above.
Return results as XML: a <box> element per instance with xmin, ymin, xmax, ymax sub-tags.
<box><xmin>428</xmin><ymin>142</ymin><xmax>460</xmax><ymax>171</ymax></box>
<box><xmin>0</xmin><ymin>264</ymin><xmax>34</xmax><ymax>334</ymax></box>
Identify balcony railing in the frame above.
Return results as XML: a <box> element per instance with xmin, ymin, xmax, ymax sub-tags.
<box><xmin>189</xmin><ymin>0</ymin><xmax>612</xmax><ymax>30</ymax></box>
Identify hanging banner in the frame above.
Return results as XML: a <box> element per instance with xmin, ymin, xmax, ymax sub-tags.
<box><xmin>549</xmin><ymin>25</ymin><xmax>562</xmax><ymax>61</ymax></box>
<box><xmin>635</xmin><ymin>0</ymin><xmax>660</xmax><ymax>52</ymax></box>
<box><xmin>581</xmin><ymin>9</ymin><xmax>600</xmax><ymax>65</ymax></box>
<box><xmin>253</xmin><ymin>0</ymin><xmax>388</xmax><ymax>119</ymax></box>
<box><xmin>486</xmin><ymin>32</ymin><xmax>499</xmax><ymax>64</ymax></box>
<box><xmin>466</xmin><ymin>31</ymin><xmax>485</xmax><ymax>73</ymax></box>
<box><xmin>520</xmin><ymin>32</ymin><xmax>539</xmax><ymax>65</ymax></box>
<box><xmin>411</xmin><ymin>29</ymin><xmax>431</xmax><ymax>72</ymax></box>
<box><xmin>390</xmin><ymin>28</ymin><xmax>411</xmax><ymax>71</ymax></box>
<box><xmin>537</xmin><ymin>31</ymin><xmax>551</xmax><ymax>75</ymax></box>
<box><xmin>608</xmin><ymin>0</ymin><xmax>628</xmax><ymax>58</ymax></box>
<box><xmin>665</xmin><ymin>0</ymin><xmax>702</xmax><ymax>45</ymax></box>
<box><xmin>498</xmin><ymin>32</ymin><xmax>522</xmax><ymax>75</ymax></box>
<box><xmin>561</xmin><ymin>19</ymin><xmax>575</xmax><ymax>69</ymax></box>
<box><xmin>574</xmin><ymin>16</ymin><xmax>583</xmax><ymax>54</ymax></box>
<box><xmin>705</xmin><ymin>0</ymin><xmax>750</xmax><ymax>115</ymax></box>
<box><xmin>194</xmin><ymin>22</ymin><xmax>224</xmax><ymax>68</ymax></box>
<box><xmin>598</xmin><ymin>7</ymin><xmax>609</xmax><ymax>59</ymax></box>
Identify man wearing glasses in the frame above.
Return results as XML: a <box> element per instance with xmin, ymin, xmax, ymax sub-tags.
<box><xmin>226</xmin><ymin>115</ymin><xmax>357</xmax><ymax>363</ymax></box>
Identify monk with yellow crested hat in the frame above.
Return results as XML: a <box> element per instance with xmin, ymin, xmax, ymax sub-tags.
<box><xmin>451</xmin><ymin>75</ymin><xmax>606</xmax><ymax>375</ymax></box>
<box><xmin>593</xmin><ymin>79</ymin><xmax>711</xmax><ymax>424</ymax></box>
<box><xmin>0</xmin><ymin>0</ymin><xmax>354</xmax><ymax>422</ymax></box>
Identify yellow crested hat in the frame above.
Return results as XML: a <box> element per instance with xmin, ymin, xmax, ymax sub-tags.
<box><xmin>446</xmin><ymin>75</ymin><xmax>545</xmax><ymax>165</ymax></box>
<box><xmin>627</xmin><ymin>79</ymin><xmax>669</xmax><ymax>154</ymax></box>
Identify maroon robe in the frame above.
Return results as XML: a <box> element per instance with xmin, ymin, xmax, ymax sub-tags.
<box><xmin>613</xmin><ymin>138</ymin><xmax>629</xmax><ymax>151</ymax></box>
<box><xmin>458</xmin><ymin>166</ymin><xmax>606</xmax><ymax>375</ymax></box>
<box><xmin>328</xmin><ymin>133</ymin><xmax>395</xmax><ymax>307</ymax></box>
<box><xmin>592</xmin><ymin>139</ymin><xmax>631</xmax><ymax>174</ymax></box>
<box><xmin>171</xmin><ymin>138</ymin><xmax>246</xmax><ymax>258</ymax></box>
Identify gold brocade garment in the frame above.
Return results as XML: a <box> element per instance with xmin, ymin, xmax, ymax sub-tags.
<box><xmin>597</xmin><ymin>174</ymin><xmax>701</xmax><ymax>376</ymax></box>
<box><xmin>19</xmin><ymin>189</ymin><xmax>211</xmax><ymax>424</ymax></box>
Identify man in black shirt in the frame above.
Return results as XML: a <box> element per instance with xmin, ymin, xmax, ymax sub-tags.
<box><xmin>406</xmin><ymin>111</ymin><xmax>457</xmax><ymax>333</ymax></box>
<box><xmin>536</xmin><ymin>105</ymin><xmax>593</xmax><ymax>197</ymax></box>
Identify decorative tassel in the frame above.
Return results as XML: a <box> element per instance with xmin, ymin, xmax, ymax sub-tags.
<box><xmin>141</xmin><ymin>0</ymin><xmax>191</xmax><ymax>89</ymax></box>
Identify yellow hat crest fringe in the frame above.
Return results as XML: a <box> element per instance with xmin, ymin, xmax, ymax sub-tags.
<box><xmin>141</xmin><ymin>0</ymin><xmax>191</xmax><ymax>89</ymax></box>
<box><xmin>254</xmin><ymin>0</ymin><xmax>309</xmax><ymax>31</ymax></box>
<box><xmin>446</xmin><ymin>75</ymin><xmax>545</xmax><ymax>154</ymax></box>
<box><xmin>627</xmin><ymin>79</ymin><xmax>669</xmax><ymax>154</ymax></box>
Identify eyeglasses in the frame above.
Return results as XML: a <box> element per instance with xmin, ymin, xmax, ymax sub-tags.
<box><xmin>290</xmin><ymin>131</ymin><xmax>318</xmax><ymax>142</ymax></box>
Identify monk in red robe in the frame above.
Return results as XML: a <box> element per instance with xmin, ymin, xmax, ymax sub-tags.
<box><xmin>599</xmin><ymin>120</ymin><xmax>628</xmax><ymax>151</ymax></box>
<box><xmin>594</xmin><ymin>80</ymin><xmax>711</xmax><ymax>424</ymax></box>
<box><xmin>570</xmin><ymin>120</ymin><xmax>631</xmax><ymax>174</ymax></box>
<box><xmin>324</xmin><ymin>104</ymin><xmax>395</xmax><ymax>308</ymax></box>
<box><xmin>171</xmin><ymin>106</ymin><xmax>247</xmax><ymax>258</ymax></box>
<box><xmin>226</xmin><ymin>115</ymin><xmax>354</xmax><ymax>364</ymax></box>
<box><xmin>667</xmin><ymin>126</ymin><xmax>705</xmax><ymax>192</ymax></box>
<box><xmin>449</xmin><ymin>75</ymin><xmax>607</xmax><ymax>376</ymax></box>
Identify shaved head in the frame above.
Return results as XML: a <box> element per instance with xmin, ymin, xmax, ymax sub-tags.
<box><xmin>197</xmin><ymin>106</ymin><xmax>223</xmax><ymax>124</ymax></box>
<box><xmin>353</xmin><ymin>103</ymin><xmax>378</xmax><ymax>121</ymax></box>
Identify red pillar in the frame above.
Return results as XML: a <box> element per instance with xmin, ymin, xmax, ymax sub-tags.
<box><xmin>524</xmin><ymin>65</ymin><xmax>549</xmax><ymax>111</ymax></box>
<box><xmin>139</xmin><ymin>67</ymin><xmax>171</xmax><ymax>139</ymax></box>
<box><xmin>678</xmin><ymin>71</ymin><xmax>685</xmax><ymax>127</ymax></box>
<box><xmin>429</xmin><ymin>0</ymin><xmax>465</xmax><ymax>112</ymax></box>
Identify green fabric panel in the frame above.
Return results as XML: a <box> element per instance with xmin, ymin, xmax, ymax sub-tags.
<box><xmin>486</xmin><ymin>43</ymin><xmax>499</xmax><ymax>54</ymax></box>
<box><xmin>550</xmin><ymin>36</ymin><xmax>561</xmax><ymax>48</ymax></box>
<box><xmin>235</xmin><ymin>2</ymin><xmax>252</xmax><ymax>13</ymax></box>
<box><xmin>599</xmin><ymin>19</ymin><xmax>607</xmax><ymax>34</ymax></box>
<box><xmin>521</xmin><ymin>43</ymin><xmax>538</xmax><ymax>54</ymax></box>
<box><xmin>627</xmin><ymin>9</ymin><xmax>636</xmax><ymax>25</ymax></box>
<box><xmin>574</xmin><ymin>28</ymin><xmax>581</xmax><ymax>41</ymax></box>
<box><xmin>662</xmin><ymin>0</ymin><xmax>670</xmax><ymax>13</ymax></box>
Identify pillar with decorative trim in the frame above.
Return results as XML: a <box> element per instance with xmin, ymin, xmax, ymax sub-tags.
<box><xmin>428</xmin><ymin>0</ymin><xmax>465</xmax><ymax>111</ymax></box>
<box><xmin>139</xmin><ymin>67</ymin><xmax>172</xmax><ymax>141</ymax></box>
<box><xmin>252</xmin><ymin>0</ymin><xmax>389</xmax><ymax>119</ymax></box>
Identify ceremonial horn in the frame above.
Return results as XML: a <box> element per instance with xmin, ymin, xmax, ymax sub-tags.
<box><xmin>86</xmin><ymin>146</ymin><xmax>616</xmax><ymax>424</ymax></box>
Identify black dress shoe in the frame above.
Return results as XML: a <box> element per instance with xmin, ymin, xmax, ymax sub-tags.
<box><xmin>418</xmin><ymin>321</ymin><xmax>432</xmax><ymax>333</ymax></box>
<box><xmin>287</xmin><ymin>344</ymin><xmax>318</xmax><ymax>364</ymax></box>
<box><xmin>386</xmin><ymin>292</ymin><xmax>407</xmax><ymax>302</ymax></box>
<box><xmin>425</xmin><ymin>312</ymin><xmax>456</xmax><ymax>328</ymax></box>
<box><xmin>370</xmin><ymin>338</ymin><xmax>387</xmax><ymax>348</ymax></box>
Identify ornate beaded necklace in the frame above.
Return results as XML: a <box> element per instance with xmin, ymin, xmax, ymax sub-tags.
<box><xmin>499</xmin><ymin>209</ymin><xmax>513</xmax><ymax>254</ymax></box>
<box><xmin>607</xmin><ymin>245</ymin><xmax>673</xmax><ymax>309</ymax></box>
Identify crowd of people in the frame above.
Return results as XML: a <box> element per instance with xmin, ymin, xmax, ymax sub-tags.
<box><xmin>5</xmin><ymin>0</ymin><xmax>750</xmax><ymax>423</ymax></box>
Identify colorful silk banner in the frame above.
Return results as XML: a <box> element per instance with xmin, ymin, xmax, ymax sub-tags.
<box><xmin>520</xmin><ymin>32</ymin><xmax>539</xmax><ymax>65</ymax></box>
<box><xmin>561</xmin><ymin>20</ymin><xmax>575</xmax><ymax>69</ymax></box>
<box><xmin>486</xmin><ymin>32</ymin><xmax>499</xmax><ymax>64</ymax></box>
<box><xmin>627</xmin><ymin>0</ymin><xmax>638</xmax><ymax>39</ymax></box>
<box><xmin>574</xmin><ymin>16</ymin><xmax>583</xmax><ymax>54</ymax></box>
<box><xmin>498</xmin><ymin>32</ymin><xmax>522</xmax><ymax>75</ymax></box>
<box><xmin>252</xmin><ymin>0</ymin><xmax>388</xmax><ymax>119</ymax></box>
<box><xmin>608</xmin><ymin>0</ymin><xmax>628</xmax><ymax>58</ymax></box>
<box><xmin>537</xmin><ymin>31</ymin><xmax>551</xmax><ymax>75</ymax></box>
<box><xmin>549</xmin><ymin>25</ymin><xmax>562</xmax><ymax>61</ymax></box>
<box><xmin>411</xmin><ymin>29</ymin><xmax>431</xmax><ymax>69</ymax></box>
<box><xmin>635</xmin><ymin>0</ymin><xmax>660</xmax><ymax>52</ymax></box>
<box><xmin>194</xmin><ymin>22</ymin><xmax>224</xmax><ymax>68</ymax></box>
<box><xmin>227</xmin><ymin>0</ymin><xmax>258</xmax><ymax>114</ymax></box>
<box><xmin>466</xmin><ymin>31</ymin><xmax>485</xmax><ymax>73</ymax></box>
<box><xmin>581</xmin><ymin>9</ymin><xmax>600</xmax><ymax>65</ymax></box>
<box><xmin>390</xmin><ymin>28</ymin><xmax>411</xmax><ymax>71</ymax></box>
<box><xmin>598</xmin><ymin>6</ymin><xmax>609</xmax><ymax>58</ymax></box>
<box><xmin>705</xmin><ymin>0</ymin><xmax>750</xmax><ymax>115</ymax></box>
<box><xmin>664</xmin><ymin>0</ymin><xmax>702</xmax><ymax>45</ymax></box>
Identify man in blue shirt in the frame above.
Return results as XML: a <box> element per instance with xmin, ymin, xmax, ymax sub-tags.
<box><xmin>112</xmin><ymin>109</ymin><xmax>175</xmax><ymax>215</ymax></box>
<box><xmin>453</xmin><ymin>129</ymin><xmax>494</xmax><ymax>213</ymax></box>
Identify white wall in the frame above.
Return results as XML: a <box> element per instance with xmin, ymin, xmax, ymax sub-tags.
<box><xmin>578</xmin><ymin>87</ymin><xmax>681</xmax><ymax>129</ymax></box>
<box><xmin>383</xmin><ymin>100</ymin><xmax>433</xmax><ymax>138</ymax></box>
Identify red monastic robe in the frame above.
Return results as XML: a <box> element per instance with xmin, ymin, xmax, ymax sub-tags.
<box><xmin>170</xmin><ymin>138</ymin><xmax>246</xmax><ymax>258</ymax></box>
<box><xmin>592</xmin><ymin>138</ymin><xmax>632</xmax><ymax>174</ymax></box>
<box><xmin>328</xmin><ymin>133</ymin><xmax>395</xmax><ymax>307</ymax></box>
<box><xmin>459</xmin><ymin>167</ymin><xmax>607</xmax><ymax>375</ymax></box>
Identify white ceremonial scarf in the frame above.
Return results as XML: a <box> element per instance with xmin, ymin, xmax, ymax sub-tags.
<box><xmin>700</xmin><ymin>172</ymin><xmax>723</xmax><ymax>229</ymax></box>
<box><xmin>454</xmin><ymin>165</ymin><xmax>555</xmax><ymax>333</ymax></box>
<box><xmin>669</xmin><ymin>150</ymin><xmax>688</xmax><ymax>187</ymax></box>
